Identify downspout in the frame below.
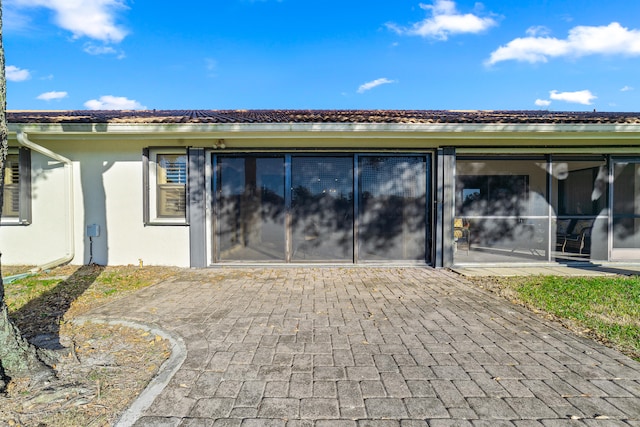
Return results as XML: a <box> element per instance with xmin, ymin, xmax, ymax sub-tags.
<box><xmin>14</xmin><ymin>131</ymin><xmax>75</xmax><ymax>273</ymax></box>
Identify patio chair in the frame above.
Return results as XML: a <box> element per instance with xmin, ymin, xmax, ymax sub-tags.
<box><xmin>555</xmin><ymin>218</ymin><xmax>572</xmax><ymax>252</ymax></box>
<box><xmin>454</xmin><ymin>218</ymin><xmax>470</xmax><ymax>254</ymax></box>
<box><xmin>562</xmin><ymin>219</ymin><xmax>593</xmax><ymax>254</ymax></box>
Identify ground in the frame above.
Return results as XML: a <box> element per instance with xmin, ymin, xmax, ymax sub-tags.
<box><xmin>0</xmin><ymin>322</ymin><xmax>170</xmax><ymax>426</ymax></box>
<box><xmin>466</xmin><ymin>275</ymin><xmax>640</xmax><ymax>361</ymax></box>
<box><xmin>0</xmin><ymin>265</ymin><xmax>637</xmax><ymax>425</ymax></box>
<box><xmin>0</xmin><ymin>265</ymin><xmax>175</xmax><ymax>427</ymax></box>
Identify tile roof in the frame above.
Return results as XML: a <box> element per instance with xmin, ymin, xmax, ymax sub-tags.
<box><xmin>7</xmin><ymin>109</ymin><xmax>640</xmax><ymax>125</ymax></box>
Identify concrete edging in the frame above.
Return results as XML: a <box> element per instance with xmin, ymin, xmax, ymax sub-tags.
<box><xmin>72</xmin><ymin>316</ymin><xmax>187</xmax><ymax>427</ymax></box>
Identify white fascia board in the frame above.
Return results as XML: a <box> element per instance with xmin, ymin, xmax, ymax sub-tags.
<box><xmin>8</xmin><ymin>121</ymin><xmax>640</xmax><ymax>140</ymax></box>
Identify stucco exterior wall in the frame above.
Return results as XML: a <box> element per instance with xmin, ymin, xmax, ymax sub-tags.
<box><xmin>1</xmin><ymin>151</ymin><xmax>68</xmax><ymax>265</ymax></box>
<box><xmin>1</xmin><ymin>137</ymin><xmax>191</xmax><ymax>268</ymax></box>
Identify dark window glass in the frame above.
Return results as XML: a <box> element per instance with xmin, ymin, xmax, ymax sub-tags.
<box><xmin>218</xmin><ymin>157</ymin><xmax>286</xmax><ymax>261</ymax></box>
<box><xmin>557</xmin><ymin>165</ymin><xmax>606</xmax><ymax>216</ymax></box>
<box><xmin>457</xmin><ymin>175</ymin><xmax>529</xmax><ymax>217</ymax></box>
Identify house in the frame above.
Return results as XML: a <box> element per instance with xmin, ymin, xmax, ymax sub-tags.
<box><xmin>2</xmin><ymin>109</ymin><xmax>640</xmax><ymax>269</ymax></box>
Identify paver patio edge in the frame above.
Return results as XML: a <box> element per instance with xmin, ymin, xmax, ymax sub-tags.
<box><xmin>72</xmin><ymin>316</ymin><xmax>187</xmax><ymax>427</ymax></box>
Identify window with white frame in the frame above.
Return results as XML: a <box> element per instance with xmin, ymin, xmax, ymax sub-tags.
<box><xmin>145</xmin><ymin>149</ymin><xmax>188</xmax><ymax>224</ymax></box>
<box><xmin>1</xmin><ymin>149</ymin><xmax>31</xmax><ymax>225</ymax></box>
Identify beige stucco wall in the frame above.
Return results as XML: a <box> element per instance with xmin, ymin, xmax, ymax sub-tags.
<box><xmin>1</xmin><ymin>137</ymin><xmax>191</xmax><ymax>267</ymax></box>
<box><xmin>1</xmin><ymin>151</ymin><xmax>68</xmax><ymax>265</ymax></box>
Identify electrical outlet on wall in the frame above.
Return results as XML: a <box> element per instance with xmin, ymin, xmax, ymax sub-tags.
<box><xmin>87</xmin><ymin>224</ymin><xmax>101</xmax><ymax>237</ymax></box>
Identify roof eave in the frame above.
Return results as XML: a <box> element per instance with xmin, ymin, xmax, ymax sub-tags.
<box><xmin>8</xmin><ymin>121</ymin><xmax>640</xmax><ymax>140</ymax></box>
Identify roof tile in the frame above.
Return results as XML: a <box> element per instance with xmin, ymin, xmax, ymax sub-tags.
<box><xmin>7</xmin><ymin>109</ymin><xmax>640</xmax><ymax>125</ymax></box>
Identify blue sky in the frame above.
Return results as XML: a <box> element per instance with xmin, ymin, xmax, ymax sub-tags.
<box><xmin>3</xmin><ymin>0</ymin><xmax>640</xmax><ymax>111</ymax></box>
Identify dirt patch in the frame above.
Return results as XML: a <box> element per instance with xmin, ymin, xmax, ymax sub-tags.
<box><xmin>1</xmin><ymin>265</ymin><xmax>180</xmax><ymax>426</ymax></box>
<box><xmin>0</xmin><ymin>321</ymin><xmax>170</xmax><ymax>426</ymax></box>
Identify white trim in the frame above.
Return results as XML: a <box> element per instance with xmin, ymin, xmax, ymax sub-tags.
<box><xmin>457</xmin><ymin>146</ymin><xmax>640</xmax><ymax>154</ymax></box>
<box><xmin>9</xmin><ymin>122</ymin><xmax>640</xmax><ymax>139</ymax></box>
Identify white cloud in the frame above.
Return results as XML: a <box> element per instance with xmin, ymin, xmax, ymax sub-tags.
<box><xmin>37</xmin><ymin>91</ymin><xmax>68</xmax><ymax>101</ymax></box>
<box><xmin>84</xmin><ymin>95</ymin><xmax>146</xmax><ymax>110</ymax></box>
<box><xmin>84</xmin><ymin>43</ymin><xmax>125</xmax><ymax>58</ymax></box>
<box><xmin>549</xmin><ymin>90</ymin><xmax>597</xmax><ymax>105</ymax></box>
<box><xmin>387</xmin><ymin>0</ymin><xmax>497</xmax><ymax>40</ymax></box>
<box><xmin>357</xmin><ymin>78</ymin><xmax>396</xmax><ymax>93</ymax></box>
<box><xmin>621</xmin><ymin>85</ymin><xmax>634</xmax><ymax>92</ymax></box>
<box><xmin>9</xmin><ymin>0</ymin><xmax>128</xmax><ymax>43</ymax></box>
<box><xmin>526</xmin><ymin>26</ymin><xmax>551</xmax><ymax>37</ymax></box>
<box><xmin>6</xmin><ymin>65</ymin><xmax>31</xmax><ymax>82</ymax></box>
<box><xmin>487</xmin><ymin>22</ymin><xmax>640</xmax><ymax>65</ymax></box>
<box><xmin>534</xmin><ymin>99</ymin><xmax>551</xmax><ymax>107</ymax></box>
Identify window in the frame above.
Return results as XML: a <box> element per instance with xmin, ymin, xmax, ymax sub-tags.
<box><xmin>3</xmin><ymin>154</ymin><xmax>20</xmax><ymax>218</ymax></box>
<box><xmin>1</xmin><ymin>149</ymin><xmax>31</xmax><ymax>225</ymax></box>
<box><xmin>556</xmin><ymin>163</ymin><xmax>606</xmax><ymax>216</ymax></box>
<box><xmin>457</xmin><ymin>175</ymin><xmax>529</xmax><ymax>216</ymax></box>
<box><xmin>157</xmin><ymin>154</ymin><xmax>187</xmax><ymax>218</ymax></box>
<box><xmin>144</xmin><ymin>149</ymin><xmax>188</xmax><ymax>224</ymax></box>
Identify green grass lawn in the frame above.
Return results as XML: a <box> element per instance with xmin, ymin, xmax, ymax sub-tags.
<box><xmin>3</xmin><ymin>265</ymin><xmax>179</xmax><ymax>338</ymax></box>
<box><xmin>482</xmin><ymin>275</ymin><xmax>639</xmax><ymax>361</ymax></box>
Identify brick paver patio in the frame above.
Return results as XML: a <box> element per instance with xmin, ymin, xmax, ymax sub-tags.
<box><xmin>87</xmin><ymin>268</ymin><xmax>640</xmax><ymax>426</ymax></box>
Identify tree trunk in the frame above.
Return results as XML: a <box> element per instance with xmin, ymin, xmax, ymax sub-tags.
<box><xmin>0</xmin><ymin>0</ymin><xmax>55</xmax><ymax>391</ymax></box>
<box><xmin>0</xmin><ymin>288</ymin><xmax>56</xmax><ymax>389</ymax></box>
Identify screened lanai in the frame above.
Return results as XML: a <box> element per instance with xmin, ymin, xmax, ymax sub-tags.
<box><xmin>453</xmin><ymin>155</ymin><xmax>640</xmax><ymax>265</ymax></box>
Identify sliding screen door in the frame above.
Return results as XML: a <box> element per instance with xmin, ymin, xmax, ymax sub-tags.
<box><xmin>358</xmin><ymin>156</ymin><xmax>427</xmax><ymax>261</ymax></box>
<box><xmin>291</xmin><ymin>157</ymin><xmax>354</xmax><ymax>261</ymax></box>
<box><xmin>214</xmin><ymin>154</ymin><xmax>431</xmax><ymax>264</ymax></box>
<box><xmin>218</xmin><ymin>157</ymin><xmax>286</xmax><ymax>261</ymax></box>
